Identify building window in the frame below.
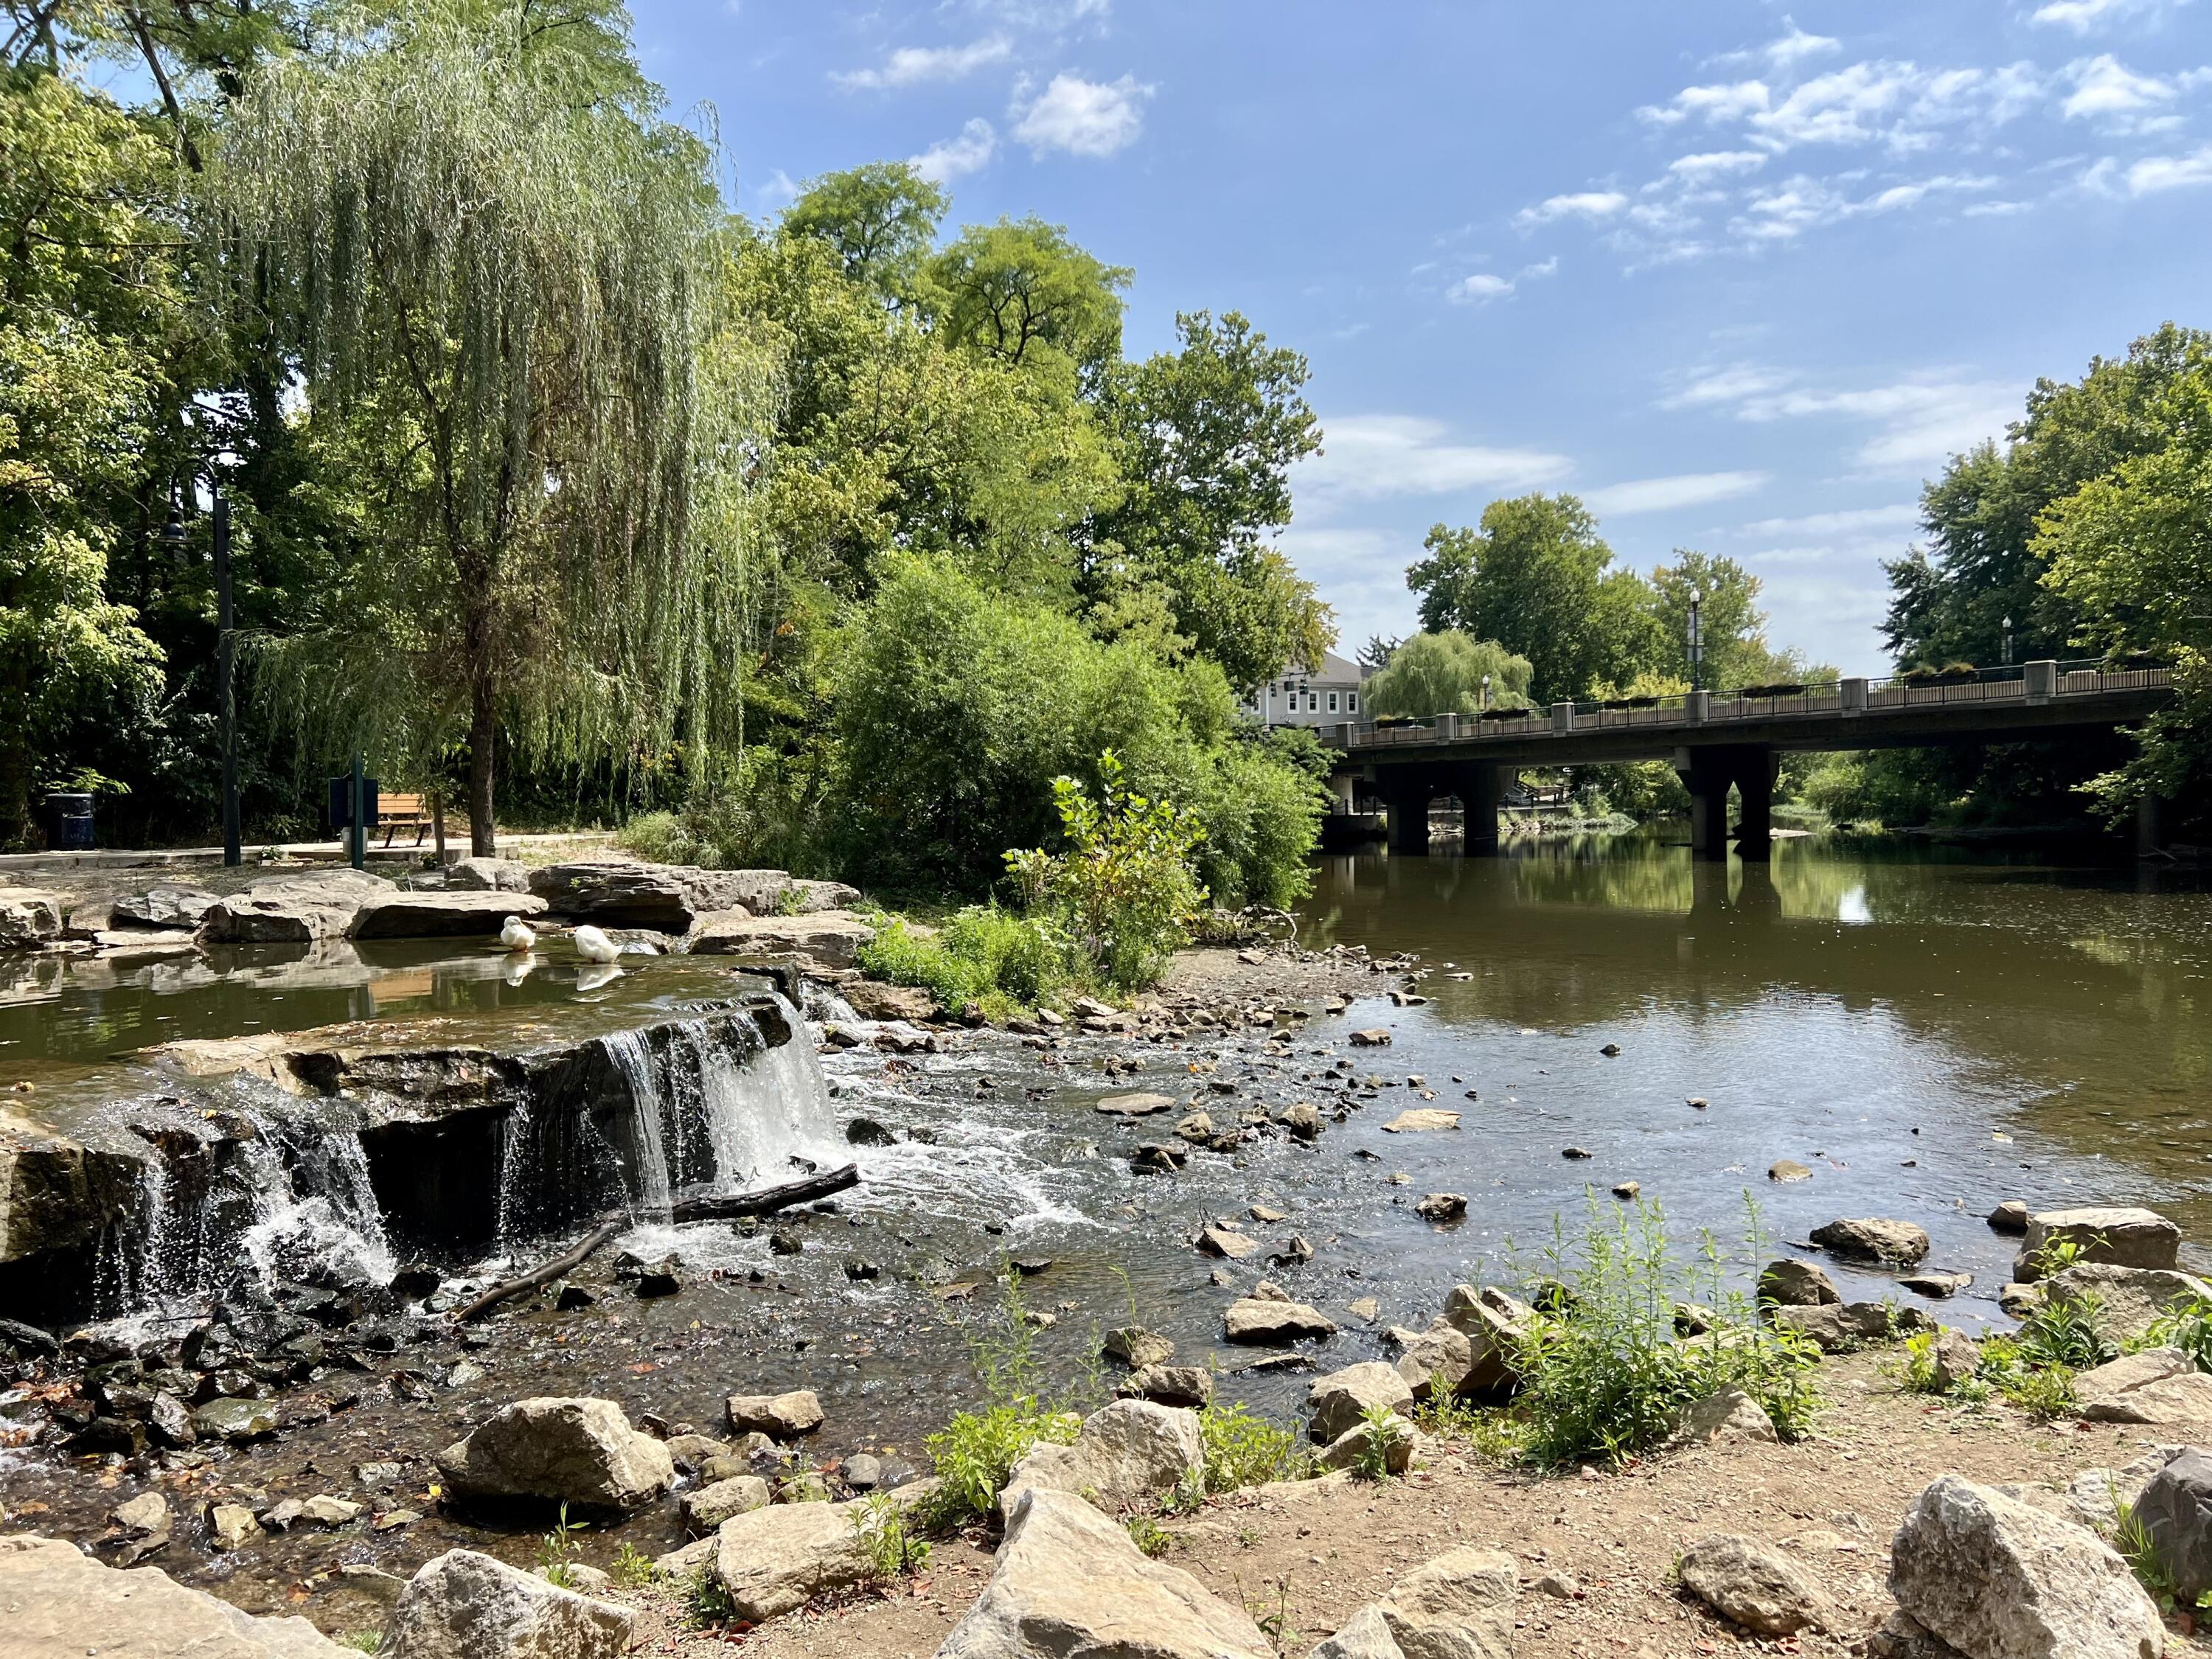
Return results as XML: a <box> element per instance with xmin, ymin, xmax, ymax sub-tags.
<box><xmin>1348</xmin><ymin>692</ymin><xmax>1359</xmax><ymax>713</ymax></box>
<box><xmin>1328</xmin><ymin>691</ymin><xmax>1339</xmax><ymax>712</ymax></box>
<box><xmin>1307</xmin><ymin>692</ymin><xmax>1318</xmax><ymax>712</ymax></box>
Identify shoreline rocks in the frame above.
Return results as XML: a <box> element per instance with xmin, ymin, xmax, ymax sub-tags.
<box><xmin>437</xmin><ymin>1397</ymin><xmax>675</xmax><ymax>1512</ymax></box>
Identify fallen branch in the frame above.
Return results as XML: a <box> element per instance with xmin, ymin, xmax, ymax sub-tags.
<box><xmin>453</xmin><ymin>1217</ymin><xmax>624</xmax><ymax>1324</ymax></box>
<box><xmin>665</xmin><ymin>1163</ymin><xmax>860</xmax><ymax>1223</ymax></box>
<box><xmin>451</xmin><ymin>1164</ymin><xmax>862</xmax><ymax>1323</ymax></box>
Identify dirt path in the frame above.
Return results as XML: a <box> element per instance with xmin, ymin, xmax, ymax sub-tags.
<box><xmin>611</xmin><ymin>1354</ymin><xmax>2212</xmax><ymax>1657</ymax></box>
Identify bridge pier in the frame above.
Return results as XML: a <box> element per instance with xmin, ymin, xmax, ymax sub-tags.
<box><xmin>1381</xmin><ymin>773</ymin><xmax>1432</xmax><ymax>855</ymax></box>
<box><xmin>1679</xmin><ymin>745</ymin><xmax>1775</xmax><ymax>861</ymax></box>
<box><xmin>1448</xmin><ymin>762</ymin><xmax>1500</xmax><ymax>855</ymax></box>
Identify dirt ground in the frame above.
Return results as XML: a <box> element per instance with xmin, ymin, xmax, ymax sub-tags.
<box><xmin>610</xmin><ymin>1353</ymin><xmax>2212</xmax><ymax>1658</ymax></box>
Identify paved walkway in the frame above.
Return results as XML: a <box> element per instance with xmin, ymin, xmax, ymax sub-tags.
<box><xmin>0</xmin><ymin>830</ymin><xmax>618</xmax><ymax>874</ymax></box>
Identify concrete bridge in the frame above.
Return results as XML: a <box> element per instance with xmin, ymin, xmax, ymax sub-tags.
<box><xmin>1320</xmin><ymin>659</ymin><xmax>2174</xmax><ymax>859</ymax></box>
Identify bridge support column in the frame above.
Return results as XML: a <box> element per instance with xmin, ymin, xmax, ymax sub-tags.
<box><xmin>1735</xmin><ymin>751</ymin><xmax>1775</xmax><ymax>862</ymax></box>
<box><xmin>1680</xmin><ymin>757</ymin><xmax>1733</xmax><ymax>861</ymax></box>
<box><xmin>2138</xmin><ymin>792</ymin><xmax>2168</xmax><ymax>859</ymax></box>
<box><xmin>1447</xmin><ymin>762</ymin><xmax>1501</xmax><ymax>856</ymax></box>
<box><xmin>1381</xmin><ymin>773</ymin><xmax>1433</xmax><ymax>855</ymax></box>
<box><xmin>1680</xmin><ymin>745</ymin><xmax>1775</xmax><ymax>860</ymax></box>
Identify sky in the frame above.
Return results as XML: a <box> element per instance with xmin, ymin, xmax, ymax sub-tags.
<box><xmin>625</xmin><ymin>0</ymin><xmax>2212</xmax><ymax>675</ymax></box>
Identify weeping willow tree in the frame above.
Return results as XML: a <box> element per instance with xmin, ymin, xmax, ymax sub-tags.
<box><xmin>209</xmin><ymin>0</ymin><xmax>770</xmax><ymax>852</ymax></box>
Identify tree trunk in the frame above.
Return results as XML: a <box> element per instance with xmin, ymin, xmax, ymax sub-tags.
<box><xmin>462</xmin><ymin>581</ymin><xmax>498</xmax><ymax>857</ymax></box>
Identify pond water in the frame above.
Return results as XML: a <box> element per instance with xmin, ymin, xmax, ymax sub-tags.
<box><xmin>5</xmin><ymin>834</ymin><xmax>2208</xmax><ymax>1613</ymax></box>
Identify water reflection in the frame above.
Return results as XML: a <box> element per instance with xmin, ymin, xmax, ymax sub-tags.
<box><xmin>1303</xmin><ymin>836</ymin><xmax>2212</xmax><ymax>1239</ymax></box>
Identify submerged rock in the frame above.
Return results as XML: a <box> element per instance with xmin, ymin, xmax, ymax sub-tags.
<box><xmin>438</xmin><ymin>1397</ymin><xmax>674</xmax><ymax>1511</ymax></box>
<box><xmin>384</xmin><ymin>1548</ymin><xmax>634</xmax><ymax>1659</ymax></box>
<box><xmin>938</xmin><ymin>1486</ymin><xmax>1273</xmax><ymax>1659</ymax></box>
<box><xmin>724</xmin><ymin>1389</ymin><xmax>824</xmax><ymax>1441</ymax></box>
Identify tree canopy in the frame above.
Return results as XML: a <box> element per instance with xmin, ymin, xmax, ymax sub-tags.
<box><xmin>1363</xmin><ymin>633</ymin><xmax>1533</xmax><ymax>719</ymax></box>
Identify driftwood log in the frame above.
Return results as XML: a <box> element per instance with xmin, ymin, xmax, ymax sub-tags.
<box><xmin>453</xmin><ymin>1163</ymin><xmax>862</xmax><ymax>1323</ymax></box>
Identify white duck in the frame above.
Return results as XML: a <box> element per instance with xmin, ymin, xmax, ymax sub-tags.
<box><xmin>572</xmin><ymin>923</ymin><xmax>622</xmax><ymax>964</ymax></box>
<box><xmin>499</xmin><ymin>916</ymin><xmax>536</xmax><ymax>953</ymax></box>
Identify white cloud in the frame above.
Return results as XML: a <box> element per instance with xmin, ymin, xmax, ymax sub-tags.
<box><xmin>910</xmin><ymin>119</ymin><xmax>998</xmax><ymax>183</ymax></box>
<box><xmin>1514</xmin><ymin>189</ymin><xmax>1630</xmax><ymax>227</ymax></box>
<box><xmin>1731</xmin><ymin>171</ymin><xmax>1993</xmax><ymax>240</ymax></box>
<box><xmin>1010</xmin><ymin>72</ymin><xmax>1152</xmax><ymax>157</ymax></box>
<box><xmin>2033</xmin><ymin>0</ymin><xmax>2189</xmax><ymax>32</ymax></box>
<box><xmin>1293</xmin><ymin>415</ymin><xmax>1572</xmax><ymax>504</ymax></box>
<box><xmin>1662</xmin><ymin>364</ymin><xmax>1791</xmax><ymax>408</ymax></box>
<box><xmin>2062</xmin><ymin>52</ymin><xmax>2177</xmax><ymax>116</ymax></box>
<box><xmin>1669</xmin><ymin>150</ymin><xmax>1770</xmax><ymax>180</ymax></box>
<box><xmin>1747</xmin><ymin>379</ymin><xmax>2020</xmax><ymax>469</ymax></box>
<box><xmin>1444</xmin><ymin>257</ymin><xmax>1557</xmax><ymax>305</ymax></box>
<box><xmin>2123</xmin><ymin>143</ymin><xmax>2212</xmax><ymax>189</ymax></box>
<box><xmin>1767</xmin><ymin>24</ymin><xmax>1842</xmax><ymax>68</ymax></box>
<box><xmin>1447</xmin><ymin>273</ymin><xmax>1515</xmax><ymax>304</ymax></box>
<box><xmin>833</xmin><ymin>35</ymin><xmax>1011</xmax><ymax>91</ymax></box>
<box><xmin>754</xmin><ymin>167</ymin><xmax>799</xmax><ymax>210</ymax></box>
<box><xmin>1586</xmin><ymin>471</ymin><xmax>1770</xmax><ymax>515</ymax></box>
<box><xmin>1741</xmin><ymin>504</ymin><xmax>1922</xmax><ymax>538</ymax></box>
<box><xmin>1641</xmin><ymin>80</ymin><xmax>1772</xmax><ymax>127</ymax></box>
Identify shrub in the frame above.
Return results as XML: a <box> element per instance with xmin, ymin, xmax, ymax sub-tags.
<box><xmin>852</xmin><ymin>1492</ymin><xmax>933</xmax><ymax>1580</ymax></box>
<box><xmin>857</xmin><ymin>908</ymin><xmax>1067</xmax><ymax>1011</ymax></box>
<box><xmin>923</xmin><ymin>1273</ymin><xmax>1083</xmax><ymax>1523</ymax></box>
<box><xmin>1196</xmin><ymin>1401</ymin><xmax>1306</xmax><ymax>1492</ymax></box>
<box><xmin>1006</xmin><ymin>751</ymin><xmax>1207</xmax><ymax>989</ymax></box>
<box><xmin>1506</xmin><ymin>1196</ymin><xmax>1823</xmax><ymax>1467</ymax></box>
<box><xmin>2138</xmin><ymin>1291</ymin><xmax>2212</xmax><ymax>1370</ymax></box>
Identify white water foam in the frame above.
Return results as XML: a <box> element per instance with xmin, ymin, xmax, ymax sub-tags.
<box><xmin>236</xmin><ymin>1127</ymin><xmax>396</xmax><ymax>1292</ymax></box>
<box><xmin>602</xmin><ymin>1028</ymin><xmax>674</xmax><ymax>1212</ymax></box>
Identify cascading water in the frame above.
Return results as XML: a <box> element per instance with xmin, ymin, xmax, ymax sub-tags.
<box><xmin>601</xmin><ymin>1028</ymin><xmax>675</xmax><ymax>1212</ymax></box>
<box><xmin>235</xmin><ymin>1124</ymin><xmax>396</xmax><ymax>1293</ymax></box>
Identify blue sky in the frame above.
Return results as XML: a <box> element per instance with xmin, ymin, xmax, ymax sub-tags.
<box><xmin>627</xmin><ymin>0</ymin><xmax>2212</xmax><ymax>675</ymax></box>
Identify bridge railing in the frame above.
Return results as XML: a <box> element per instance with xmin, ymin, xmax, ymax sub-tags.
<box><xmin>1320</xmin><ymin>659</ymin><xmax>2169</xmax><ymax>750</ymax></box>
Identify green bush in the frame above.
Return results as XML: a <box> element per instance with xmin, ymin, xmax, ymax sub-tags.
<box><xmin>1507</xmin><ymin>1197</ymin><xmax>1823</xmax><ymax>1467</ymax></box>
<box><xmin>1195</xmin><ymin>1401</ymin><xmax>1306</xmax><ymax>1492</ymax></box>
<box><xmin>1006</xmin><ymin>751</ymin><xmax>1207</xmax><ymax>990</ymax></box>
<box><xmin>2138</xmin><ymin>1291</ymin><xmax>2212</xmax><ymax>1371</ymax></box>
<box><xmin>857</xmin><ymin>908</ymin><xmax>1067</xmax><ymax>1011</ymax></box>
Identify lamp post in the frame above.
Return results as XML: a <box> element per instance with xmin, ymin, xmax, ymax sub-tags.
<box><xmin>2002</xmin><ymin>614</ymin><xmax>2014</xmax><ymax>669</ymax></box>
<box><xmin>1480</xmin><ymin>672</ymin><xmax>1491</xmax><ymax>711</ymax></box>
<box><xmin>162</xmin><ymin>483</ymin><xmax>240</xmax><ymax>866</ymax></box>
<box><xmin>1687</xmin><ymin>589</ymin><xmax>1705</xmax><ymax>693</ymax></box>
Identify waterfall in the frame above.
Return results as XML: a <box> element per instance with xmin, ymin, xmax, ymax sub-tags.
<box><xmin>682</xmin><ymin>996</ymin><xmax>838</xmax><ymax>1188</ymax></box>
<box><xmin>602</xmin><ymin>1028</ymin><xmax>675</xmax><ymax>1212</ymax></box>
<box><xmin>235</xmin><ymin>1122</ymin><xmax>396</xmax><ymax>1293</ymax></box>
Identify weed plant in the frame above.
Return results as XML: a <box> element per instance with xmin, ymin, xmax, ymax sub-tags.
<box><xmin>853</xmin><ymin>1492</ymin><xmax>933</xmax><ymax>1582</ymax></box>
<box><xmin>1347</xmin><ymin>1402</ymin><xmax>1408</xmax><ymax>1482</ymax></box>
<box><xmin>1195</xmin><ymin>1400</ymin><xmax>1307</xmax><ymax>1492</ymax></box>
<box><xmin>924</xmin><ymin>1273</ymin><xmax>1083</xmax><ymax>1525</ymax></box>
<box><xmin>609</xmin><ymin>1542</ymin><xmax>658</xmax><ymax>1588</ymax></box>
<box><xmin>858</xmin><ymin>908</ymin><xmax>1067</xmax><ymax>1015</ymax></box>
<box><xmin>535</xmin><ymin>1503</ymin><xmax>585</xmax><ymax>1587</ymax></box>
<box><xmin>1505</xmin><ymin>1194</ymin><xmax>1822</xmax><ymax>1467</ymax></box>
<box><xmin>1127</xmin><ymin>1514</ymin><xmax>1172</xmax><ymax>1558</ymax></box>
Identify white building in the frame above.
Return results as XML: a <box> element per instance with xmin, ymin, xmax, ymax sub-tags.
<box><xmin>1245</xmin><ymin>650</ymin><xmax>1371</xmax><ymax>728</ymax></box>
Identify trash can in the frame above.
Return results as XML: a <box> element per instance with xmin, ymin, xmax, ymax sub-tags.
<box><xmin>42</xmin><ymin>791</ymin><xmax>94</xmax><ymax>851</ymax></box>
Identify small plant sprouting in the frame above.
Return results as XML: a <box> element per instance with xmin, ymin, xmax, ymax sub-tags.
<box><xmin>609</xmin><ymin>1542</ymin><xmax>658</xmax><ymax>1588</ymax></box>
<box><xmin>1349</xmin><ymin>1402</ymin><xmax>1408</xmax><ymax>1483</ymax></box>
<box><xmin>853</xmin><ymin>1492</ymin><xmax>933</xmax><ymax>1582</ymax></box>
<box><xmin>686</xmin><ymin>1564</ymin><xmax>736</xmax><ymax>1628</ymax></box>
<box><xmin>1127</xmin><ymin>1514</ymin><xmax>1172</xmax><ymax>1558</ymax></box>
<box><xmin>535</xmin><ymin>1503</ymin><xmax>586</xmax><ymax>1587</ymax></box>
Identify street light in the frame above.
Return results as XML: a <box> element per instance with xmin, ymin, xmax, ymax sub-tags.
<box><xmin>2002</xmin><ymin>615</ymin><xmax>2014</xmax><ymax>668</ymax></box>
<box><xmin>1687</xmin><ymin>588</ymin><xmax>1705</xmax><ymax>692</ymax></box>
<box><xmin>1480</xmin><ymin>672</ymin><xmax>1491</xmax><ymax>711</ymax></box>
<box><xmin>161</xmin><ymin>482</ymin><xmax>240</xmax><ymax>867</ymax></box>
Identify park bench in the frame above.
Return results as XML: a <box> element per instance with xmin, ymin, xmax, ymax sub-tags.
<box><xmin>375</xmin><ymin>792</ymin><xmax>437</xmax><ymax>849</ymax></box>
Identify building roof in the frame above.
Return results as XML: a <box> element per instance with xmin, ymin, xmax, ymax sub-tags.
<box><xmin>1289</xmin><ymin>650</ymin><xmax>1368</xmax><ymax>683</ymax></box>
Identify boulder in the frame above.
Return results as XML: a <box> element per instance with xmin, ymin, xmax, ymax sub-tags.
<box><xmin>844</xmin><ymin>981</ymin><xmax>939</xmax><ymax>1023</ymax></box>
<box><xmin>1414</xmin><ymin>1192</ymin><xmax>1467</xmax><ymax>1223</ymax></box>
<box><xmin>1759</xmin><ymin>1257</ymin><xmax>1841</xmax><ymax>1307</ymax></box>
<box><xmin>685</xmin><ymin>910</ymin><xmax>875</xmax><ymax>970</ymax></box>
<box><xmin>1104</xmin><ymin>1326</ymin><xmax>1175</xmax><ymax>1368</ymax></box>
<box><xmin>200</xmin><ymin>869</ymin><xmax>389</xmax><ymax>943</ymax></box>
<box><xmin>2074</xmin><ymin>1348</ymin><xmax>2193</xmax><ymax>1407</ymax></box>
<box><xmin>0</xmin><ymin>1532</ymin><xmax>347</xmax><ymax>1655</ymax></box>
<box><xmin>528</xmin><ymin>861</ymin><xmax>716</xmax><ymax>931</ymax></box>
<box><xmin>437</xmin><ymin>1397</ymin><xmax>675</xmax><ymax>1511</ymax></box>
<box><xmin>1927</xmin><ymin>1328</ymin><xmax>1983</xmax><ymax>1392</ymax></box>
<box><xmin>2079</xmin><ymin>1373</ymin><xmax>2212</xmax><ymax>1426</ymax></box>
<box><xmin>192</xmin><ymin>1398</ymin><xmax>277</xmax><ymax>1441</ymax></box>
<box><xmin>1809</xmin><ymin>1217</ymin><xmax>1932</xmax><ymax>1265</ymax></box>
<box><xmin>1001</xmin><ymin>1399</ymin><xmax>1203</xmax><ymax>1516</ymax></box>
<box><xmin>788</xmin><ymin>878</ymin><xmax>862</xmax><ymax>914</ymax></box>
<box><xmin>1315</xmin><ymin>1415</ymin><xmax>1425</xmax><ymax>1477</ymax></box>
<box><xmin>1771</xmin><ymin>1301</ymin><xmax>1935</xmax><ymax>1354</ymax></box>
<box><xmin>1225</xmin><ymin>1295</ymin><xmax>1338</xmax><ymax>1345</ymax></box>
<box><xmin>1669</xmin><ymin>1387</ymin><xmax>1778</xmax><ymax>1449</ymax></box>
<box><xmin>108</xmin><ymin>886</ymin><xmax>218</xmax><ymax>930</ymax></box>
<box><xmin>349</xmin><ymin>890</ymin><xmax>547</xmax><ymax>940</ymax></box>
<box><xmin>1989</xmin><ymin>1200</ymin><xmax>2031</xmax><ymax>1234</ymax></box>
<box><xmin>1311</xmin><ymin>1547</ymin><xmax>1519</xmax><ymax>1659</ymax></box>
<box><xmin>2017</xmin><ymin>1207</ymin><xmax>2181</xmax><ymax>1281</ymax></box>
<box><xmin>2045</xmin><ymin>1264</ymin><xmax>2212</xmax><ymax>1343</ymax></box>
<box><xmin>1392</xmin><ymin>1321</ymin><xmax>1475</xmax><ymax>1401</ymax></box>
<box><xmin>1307</xmin><ymin>1362</ymin><xmax>1416</xmax><ymax>1442</ymax></box>
<box><xmin>1116</xmin><ymin>1366</ymin><xmax>1215</xmax><ymax>1409</ymax></box>
<box><xmin>1198</xmin><ymin>1225</ymin><xmax>1260</xmax><ymax>1260</ymax></box>
<box><xmin>2131</xmin><ymin>1448</ymin><xmax>2212</xmax><ymax>1603</ymax></box>
<box><xmin>444</xmin><ymin>857</ymin><xmax>532</xmax><ymax>892</ymax></box>
<box><xmin>725</xmin><ymin>1389</ymin><xmax>824</xmax><ymax>1440</ymax></box>
<box><xmin>1890</xmin><ymin>1474</ymin><xmax>2166</xmax><ymax>1659</ymax></box>
<box><xmin>682</xmin><ymin>1474</ymin><xmax>771</xmax><ymax>1533</ymax></box>
<box><xmin>1276</xmin><ymin>1103</ymin><xmax>1323</xmax><ymax>1141</ymax></box>
<box><xmin>383</xmin><ymin>1548</ymin><xmax>634</xmax><ymax>1659</ymax></box>
<box><xmin>1439</xmin><ymin>1286</ymin><xmax>1526</xmax><ymax>1391</ymax></box>
<box><xmin>1768</xmin><ymin>1159</ymin><xmax>1814</xmax><ymax>1183</ymax></box>
<box><xmin>1678</xmin><ymin>1534</ymin><xmax>1834</xmax><ymax>1636</ymax></box>
<box><xmin>1902</xmin><ymin>1271</ymin><xmax>1973</xmax><ymax>1299</ymax></box>
<box><xmin>936</xmin><ymin>1486</ymin><xmax>1273</xmax><ymax>1658</ymax></box>
<box><xmin>0</xmin><ymin>890</ymin><xmax>64</xmax><ymax>952</ymax></box>
<box><xmin>712</xmin><ymin>1498</ymin><xmax>880</xmax><ymax>1621</ymax></box>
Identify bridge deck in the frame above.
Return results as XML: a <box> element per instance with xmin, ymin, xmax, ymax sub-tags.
<box><xmin>1323</xmin><ymin>664</ymin><xmax>2171</xmax><ymax>769</ymax></box>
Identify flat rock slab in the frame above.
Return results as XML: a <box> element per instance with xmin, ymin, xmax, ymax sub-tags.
<box><xmin>1680</xmin><ymin>1534</ymin><xmax>1834</xmax><ymax>1636</ymax></box>
<box><xmin>0</xmin><ymin>1531</ymin><xmax>349</xmax><ymax>1656</ymax></box>
<box><xmin>725</xmin><ymin>1389</ymin><xmax>824</xmax><ymax>1440</ymax></box>
<box><xmin>937</xmin><ymin>1486</ymin><xmax>1273</xmax><ymax>1659</ymax></box>
<box><xmin>686</xmin><ymin>910</ymin><xmax>875</xmax><ymax>970</ymax></box>
<box><xmin>1095</xmin><ymin>1092</ymin><xmax>1178</xmax><ymax>1117</ymax></box>
<box><xmin>349</xmin><ymin>891</ymin><xmax>546</xmax><ymax>939</ymax></box>
<box><xmin>108</xmin><ymin>885</ymin><xmax>218</xmax><ymax>929</ymax></box>
<box><xmin>712</xmin><ymin>1498</ymin><xmax>877</xmax><ymax>1621</ymax></box>
<box><xmin>2018</xmin><ymin>1206</ymin><xmax>2181</xmax><ymax>1281</ymax></box>
<box><xmin>1225</xmin><ymin>1296</ymin><xmax>1338</xmax><ymax>1344</ymax></box>
<box><xmin>200</xmin><ymin>869</ymin><xmax>390</xmax><ymax>944</ymax></box>
<box><xmin>1381</xmin><ymin>1109</ymin><xmax>1459</xmax><ymax>1133</ymax></box>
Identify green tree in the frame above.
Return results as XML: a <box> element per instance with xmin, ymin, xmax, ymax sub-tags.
<box><xmin>928</xmin><ymin>216</ymin><xmax>1130</xmax><ymax>392</ymax></box>
<box><xmin>1082</xmin><ymin>310</ymin><xmax>1330</xmax><ymax>691</ymax></box>
<box><xmin>1407</xmin><ymin>495</ymin><xmax>1658</xmax><ymax>705</ymax></box>
<box><xmin>211</xmin><ymin>0</ymin><xmax>763</xmax><ymax>852</ymax></box>
<box><xmin>1363</xmin><ymin>632</ymin><xmax>1532</xmax><ymax>718</ymax></box>
<box><xmin>2038</xmin><ymin>344</ymin><xmax>2212</xmax><ymax>821</ymax></box>
<box><xmin>1645</xmin><ymin>552</ymin><xmax>1769</xmax><ymax>691</ymax></box>
<box><xmin>781</xmin><ymin>161</ymin><xmax>946</xmax><ymax>308</ymax></box>
<box><xmin>0</xmin><ymin>64</ymin><xmax>172</xmax><ymax>839</ymax></box>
